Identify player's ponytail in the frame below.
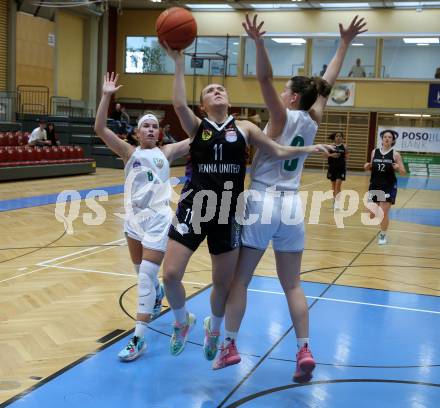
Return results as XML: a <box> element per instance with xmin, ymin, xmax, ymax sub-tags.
<box><xmin>289</xmin><ymin>76</ymin><xmax>332</xmax><ymax>111</ymax></box>
<box><xmin>313</xmin><ymin>77</ymin><xmax>332</xmax><ymax>98</ymax></box>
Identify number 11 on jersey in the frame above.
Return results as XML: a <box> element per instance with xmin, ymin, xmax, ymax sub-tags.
<box><xmin>214</xmin><ymin>144</ymin><xmax>223</xmax><ymax>161</ymax></box>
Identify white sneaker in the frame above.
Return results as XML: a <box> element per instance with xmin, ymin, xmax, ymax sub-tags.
<box><xmin>378</xmin><ymin>233</ymin><xmax>387</xmax><ymax>245</ymax></box>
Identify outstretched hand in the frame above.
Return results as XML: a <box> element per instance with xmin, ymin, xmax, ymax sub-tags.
<box><xmin>309</xmin><ymin>144</ymin><xmax>334</xmax><ymax>154</ymax></box>
<box><xmin>242</xmin><ymin>14</ymin><xmax>266</xmax><ymax>41</ymax></box>
<box><xmin>102</xmin><ymin>72</ymin><xmax>122</xmax><ymax>95</ymax></box>
<box><xmin>160</xmin><ymin>40</ymin><xmax>184</xmax><ymax>64</ymax></box>
<box><xmin>339</xmin><ymin>15</ymin><xmax>368</xmax><ymax>44</ymax></box>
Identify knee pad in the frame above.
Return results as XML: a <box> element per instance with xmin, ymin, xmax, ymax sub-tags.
<box><xmin>137</xmin><ymin>260</ymin><xmax>160</xmax><ymax>315</ymax></box>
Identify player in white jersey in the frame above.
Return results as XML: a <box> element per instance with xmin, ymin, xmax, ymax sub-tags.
<box><xmin>94</xmin><ymin>73</ymin><xmax>190</xmax><ymax>361</ymax></box>
<box><xmin>214</xmin><ymin>16</ymin><xmax>367</xmax><ymax>383</ymax></box>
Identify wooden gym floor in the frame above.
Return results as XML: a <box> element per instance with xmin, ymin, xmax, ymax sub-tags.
<box><xmin>0</xmin><ymin>166</ymin><xmax>439</xmax><ymax>404</ymax></box>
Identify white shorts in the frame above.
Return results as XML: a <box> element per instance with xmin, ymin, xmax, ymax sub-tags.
<box><xmin>124</xmin><ymin>209</ymin><xmax>171</xmax><ymax>252</ymax></box>
<box><xmin>241</xmin><ymin>186</ymin><xmax>304</xmax><ymax>252</ymax></box>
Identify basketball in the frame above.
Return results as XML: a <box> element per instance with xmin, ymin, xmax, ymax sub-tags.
<box><xmin>156</xmin><ymin>7</ymin><xmax>197</xmax><ymax>50</ymax></box>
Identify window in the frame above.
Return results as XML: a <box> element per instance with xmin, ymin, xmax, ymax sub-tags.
<box><xmin>125</xmin><ymin>37</ymin><xmax>172</xmax><ymax>74</ymax></box>
<box><xmin>312</xmin><ymin>38</ymin><xmax>376</xmax><ymax>78</ymax></box>
<box><xmin>184</xmin><ymin>37</ymin><xmax>239</xmax><ymax>76</ymax></box>
<box><xmin>382</xmin><ymin>38</ymin><xmax>440</xmax><ymax>79</ymax></box>
<box><xmin>125</xmin><ymin>36</ymin><xmax>239</xmax><ymax>76</ymax></box>
<box><xmin>244</xmin><ymin>38</ymin><xmax>306</xmax><ymax>77</ymax></box>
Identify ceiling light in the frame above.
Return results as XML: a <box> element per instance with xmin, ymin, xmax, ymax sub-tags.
<box><xmin>352</xmin><ymin>43</ymin><xmax>364</xmax><ymax>46</ymax></box>
<box><xmin>394</xmin><ymin>113</ymin><xmax>431</xmax><ymax>117</ymax></box>
<box><xmin>403</xmin><ymin>37</ymin><xmax>439</xmax><ymax>43</ymax></box>
<box><xmin>393</xmin><ymin>2</ymin><xmax>421</xmax><ymax>6</ymax></box>
<box><xmin>417</xmin><ymin>43</ymin><xmax>430</xmax><ymax>46</ymax></box>
<box><xmin>250</xmin><ymin>3</ymin><xmax>299</xmax><ymax>9</ymax></box>
<box><xmin>319</xmin><ymin>3</ymin><xmax>370</xmax><ymax>8</ymax></box>
<box><xmin>272</xmin><ymin>38</ymin><xmax>306</xmax><ymax>44</ymax></box>
<box><xmin>186</xmin><ymin>4</ymin><xmax>232</xmax><ymax>9</ymax></box>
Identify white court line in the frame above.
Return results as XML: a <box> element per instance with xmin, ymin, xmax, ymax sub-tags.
<box><xmin>299</xmin><ymin>179</ymin><xmax>328</xmax><ymax>190</ymax></box>
<box><xmin>35</xmin><ymin>263</ymin><xmax>209</xmax><ymax>287</ymax></box>
<box><xmin>0</xmin><ymin>265</ymin><xmax>50</xmax><ymax>284</ymax></box>
<box><xmin>42</xmin><ymin>264</ymin><xmax>134</xmax><ymax>277</ymax></box>
<box><xmin>248</xmin><ymin>288</ymin><xmax>440</xmax><ymax>315</ymax></box>
<box><xmin>307</xmin><ymin>236</ymin><xmax>366</xmax><ymax>245</ymax></box>
<box><xmin>39</xmin><ymin>245</ymin><xmax>123</xmax><ymax>268</ymax></box>
<box><xmin>0</xmin><ymin>239</ymin><xmax>126</xmax><ymax>285</ymax></box>
<box><xmin>182</xmin><ymin>280</ymin><xmax>209</xmax><ymax>286</ymax></box>
<box><xmin>38</xmin><ymin>238</ymin><xmax>125</xmax><ymax>265</ymax></box>
<box><xmin>316</xmin><ymin>222</ymin><xmax>440</xmax><ymax>237</ymax></box>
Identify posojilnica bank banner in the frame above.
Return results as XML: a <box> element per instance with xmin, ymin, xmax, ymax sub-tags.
<box><xmin>377</xmin><ymin>126</ymin><xmax>440</xmax><ymax>153</ymax></box>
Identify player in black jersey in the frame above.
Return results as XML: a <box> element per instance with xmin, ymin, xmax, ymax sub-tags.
<box><xmin>364</xmin><ymin>129</ymin><xmax>406</xmax><ymax>245</ymax></box>
<box><xmin>161</xmin><ymin>41</ymin><xmax>329</xmax><ymax>359</ymax></box>
<box><xmin>325</xmin><ymin>131</ymin><xmax>349</xmax><ymax>210</ymax></box>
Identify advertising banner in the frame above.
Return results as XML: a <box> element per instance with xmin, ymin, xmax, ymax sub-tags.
<box><xmin>377</xmin><ymin>126</ymin><xmax>440</xmax><ymax>153</ymax></box>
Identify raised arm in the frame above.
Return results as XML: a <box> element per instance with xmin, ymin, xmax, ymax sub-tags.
<box><xmin>309</xmin><ymin>16</ymin><xmax>367</xmax><ymax>124</ymax></box>
<box><xmin>243</xmin><ymin>14</ymin><xmax>286</xmax><ymax>139</ymax></box>
<box><xmin>94</xmin><ymin>72</ymin><xmax>134</xmax><ymax>163</ymax></box>
<box><xmin>161</xmin><ymin>138</ymin><xmax>190</xmax><ymax>163</ymax></box>
<box><xmin>162</xmin><ymin>42</ymin><xmax>201</xmax><ymax>139</ymax></box>
<box><xmin>241</xmin><ymin>120</ymin><xmax>329</xmax><ymax>159</ymax></box>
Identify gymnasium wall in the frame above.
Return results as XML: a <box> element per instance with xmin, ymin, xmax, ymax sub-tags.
<box><xmin>0</xmin><ymin>0</ymin><xmax>7</xmax><ymax>91</ymax></box>
<box><xmin>115</xmin><ymin>9</ymin><xmax>440</xmax><ymax>111</ymax></box>
<box><xmin>15</xmin><ymin>12</ymin><xmax>54</xmax><ymax>95</ymax></box>
<box><xmin>56</xmin><ymin>10</ymin><xmax>84</xmax><ymax>100</ymax></box>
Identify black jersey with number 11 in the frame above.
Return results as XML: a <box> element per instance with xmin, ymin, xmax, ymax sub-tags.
<box><xmin>184</xmin><ymin>116</ymin><xmax>247</xmax><ymax>199</ymax></box>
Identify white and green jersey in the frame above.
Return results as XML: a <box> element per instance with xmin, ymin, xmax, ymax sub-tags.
<box><xmin>124</xmin><ymin>146</ymin><xmax>171</xmax><ymax>214</ymax></box>
<box><xmin>250</xmin><ymin>109</ymin><xmax>318</xmax><ymax>191</ymax></box>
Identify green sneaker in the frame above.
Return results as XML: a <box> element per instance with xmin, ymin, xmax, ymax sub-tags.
<box><xmin>118</xmin><ymin>336</ymin><xmax>146</xmax><ymax>361</ymax></box>
<box><xmin>203</xmin><ymin>316</ymin><xmax>220</xmax><ymax>361</ymax></box>
<box><xmin>170</xmin><ymin>312</ymin><xmax>196</xmax><ymax>356</ymax></box>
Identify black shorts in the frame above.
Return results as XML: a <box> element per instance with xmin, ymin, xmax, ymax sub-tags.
<box><xmin>327</xmin><ymin>167</ymin><xmax>346</xmax><ymax>181</ymax></box>
<box><xmin>168</xmin><ymin>196</ymin><xmax>242</xmax><ymax>255</ymax></box>
<box><xmin>368</xmin><ymin>184</ymin><xmax>397</xmax><ymax>205</ymax></box>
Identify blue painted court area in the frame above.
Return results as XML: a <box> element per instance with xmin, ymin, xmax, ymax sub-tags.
<box><xmin>397</xmin><ymin>176</ymin><xmax>440</xmax><ymax>191</ymax></box>
<box><xmin>0</xmin><ymin>176</ymin><xmax>187</xmax><ymax>212</ymax></box>
<box><xmin>390</xmin><ymin>208</ymin><xmax>440</xmax><ymax>227</ymax></box>
<box><xmin>1</xmin><ymin>174</ymin><xmax>439</xmax><ymax>214</ymax></box>
<box><xmin>4</xmin><ymin>277</ymin><xmax>439</xmax><ymax>408</ymax></box>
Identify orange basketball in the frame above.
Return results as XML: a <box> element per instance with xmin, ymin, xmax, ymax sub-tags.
<box><xmin>156</xmin><ymin>7</ymin><xmax>197</xmax><ymax>50</ymax></box>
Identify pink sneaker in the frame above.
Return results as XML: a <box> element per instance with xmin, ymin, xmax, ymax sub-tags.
<box><xmin>212</xmin><ymin>340</ymin><xmax>241</xmax><ymax>370</ymax></box>
<box><xmin>293</xmin><ymin>345</ymin><xmax>315</xmax><ymax>383</ymax></box>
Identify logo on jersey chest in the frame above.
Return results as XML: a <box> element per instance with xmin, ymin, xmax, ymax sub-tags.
<box><xmin>153</xmin><ymin>157</ymin><xmax>164</xmax><ymax>169</ymax></box>
<box><xmin>202</xmin><ymin>129</ymin><xmax>213</xmax><ymax>141</ymax></box>
<box><xmin>225</xmin><ymin>126</ymin><xmax>237</xmax><ymax>143</ymax></box>
<box><xmin>132</xmin><ymin>160</ymin><xmax>142</xmax><ymax>172</ymax></box>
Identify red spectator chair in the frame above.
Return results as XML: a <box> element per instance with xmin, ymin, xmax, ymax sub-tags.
<box><xmin>34</xmin><ymin>147</ymin><xmax>43</xmax><ymax>161</ymax></box>
<box><xmin>6</xmin><ymin>147</ymin><xmax>18</xmax><ymax>162</ymax></box>
<box><xmin>0</xmin><ymin>147</ymin><xmax>7</xmax><ymax>162</ymax></box>
<box><xmin>17</xmin><ymin>134</ymin><xmax>27</xmax><ymax>146</ymax></box>
<box><xmin>74</xmin><ymin>146</ymin><xmax>84</xmax><ymax>159</ymax></box>
<box><xmin>0</xmin><ymin>133</ymin><xmax>6</xmax><ymax>146</ymax></box>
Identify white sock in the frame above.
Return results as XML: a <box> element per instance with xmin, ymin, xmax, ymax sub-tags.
<box><xmin>137</xmin><ymin>260</ymin><xmax>160</xmax><ymax>315</ymax></box>
<box><xmin>225</xmin><ymin>330</ymin><xmax>238</xmax><ymax>344</ymax></box>
<box><xmin>173</xmin><ymin>306</ymin><xmax>187</xmax><ymax>326</ymax></box>
<box><xmin>134</xmin><ymin>321</ymin><xmax>148</xmax><ymax>338</ymax></box>
<box><xmin>134</xmin><ymin>264</ymin><xmax>140</xmax><ymax>274</ymax></box>
<box><xmin>210</xmin><ymin>314</ymin><xmax>223</xmax><ymax>333</ymax></box>
<box><xmin>297</xmin><ymin>337</ymin><xmax>309</xmax><ymax>349</ymax></box>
